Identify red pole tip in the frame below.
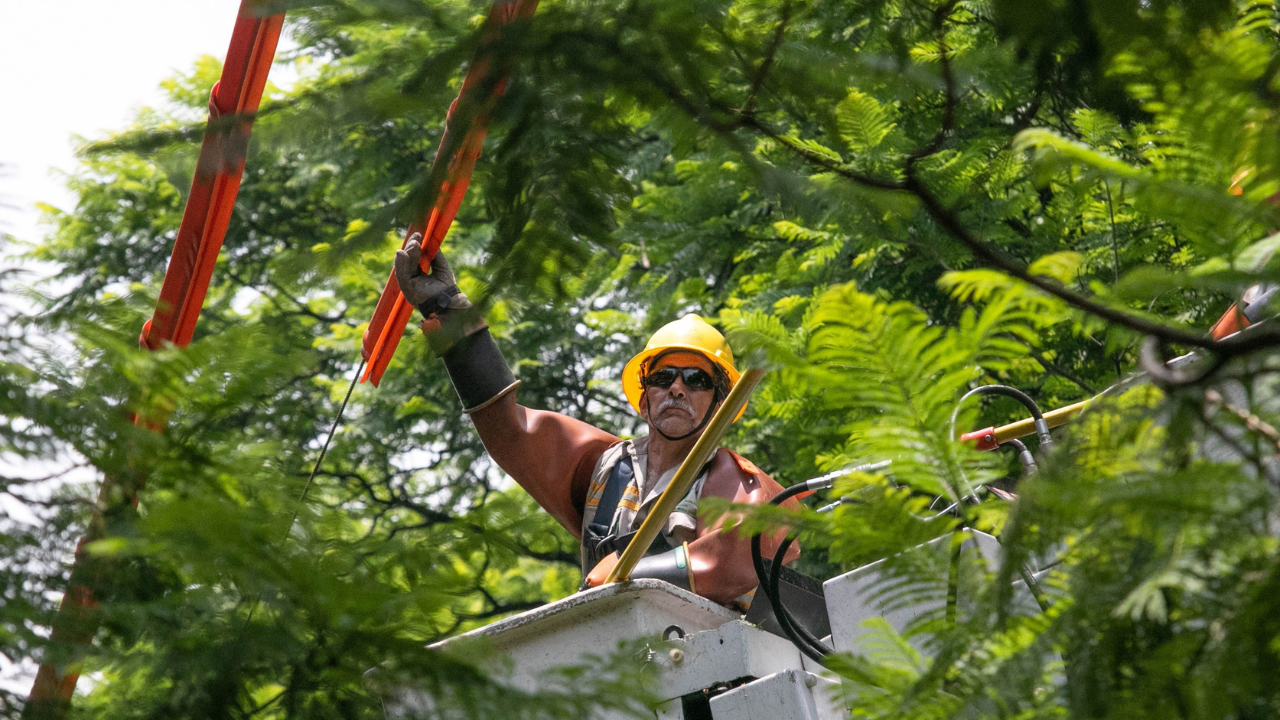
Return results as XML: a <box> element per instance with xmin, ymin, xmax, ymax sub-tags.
<box><xmin>138</xmin><ymin>319</ymin><xmax>154</xmax><ymax>350</ymax></box>
<box><xmin>959</xmin><ymin>427</ymin><xmax>999</xmax><ymax>452</ymax></box>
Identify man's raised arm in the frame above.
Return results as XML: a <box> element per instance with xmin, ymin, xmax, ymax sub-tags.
<box><xmin>394</xmin><ymin>238</ymin><xmax>618</xmax><ymax>536</ymax></box>
<box><xmin>469</xmin><ymin>393</ymin><xmax>618</xmax><ymax>536</ymax></box>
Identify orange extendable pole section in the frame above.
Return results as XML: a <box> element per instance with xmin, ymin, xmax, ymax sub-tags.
<box><xmin>141</xmin><ymin>6</ymin><xmax>283</xmax><ymax>350</ymax></box>
<box><xmin>24</xmin><ymin>4</ymin><xmax>282</xmax><ymax>718</ymax></box>
<box><xmin>360</xmin><ymin>0</ymin><xmax>538</xmax><ymax>386</ymax></box>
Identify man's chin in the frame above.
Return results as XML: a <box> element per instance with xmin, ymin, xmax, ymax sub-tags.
<box><xmin>653</xmin><ymin>420</ymin><xmax>697</xmax><ymax>438</ymax></box>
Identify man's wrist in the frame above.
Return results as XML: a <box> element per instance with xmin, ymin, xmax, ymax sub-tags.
<box><xmin>415</xmin><ymin>285</ymin><xmax>468</xmax><ymax>318</ymax></box>
<box><xmin>421</xmin><ymin>303</ymin><xmax>486</xmax><ymax>355</ymax></box>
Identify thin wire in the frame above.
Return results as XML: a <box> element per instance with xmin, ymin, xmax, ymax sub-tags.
<box><xmin>285</xmin><ymin>357</ymin><xmax>367</xmax><ymax>537</ymax></box>
<box><xmin>240</xmin><ymin>357</ymin><xmax>366</xmax><ymax>632</ymax></box>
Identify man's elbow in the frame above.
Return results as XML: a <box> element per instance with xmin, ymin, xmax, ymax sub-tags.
<box><xmin>783</xmin><ymin>538</ymin><xmax>801</xmax><ymax>565</ymax></box>
<box><xmin>759</xmin><ymin>526</ymin><xmax>800</xmax><ymax>563</ymax></box>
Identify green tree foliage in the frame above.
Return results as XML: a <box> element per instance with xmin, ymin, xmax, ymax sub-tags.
<box><xmin>5</xmin><ymin>0</ymin><xmax>1280</xmax><ymax>717</ymax></box>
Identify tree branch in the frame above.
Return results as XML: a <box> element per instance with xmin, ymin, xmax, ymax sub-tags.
<box><xmin>906</xmin><ymin>0</ymin><xmax>959</xmax><ymax>166</ymax></box>
<box><xmin>738</xmin><ymin>113</ymin><xmax>904</xmax><ymax>191</ymax></box>
<box><xmin>1206</xmin><ymin>388</ymin><xmax>1280</xmax><ymax>451</ymax></box>
<box><xmin>1030</xmin><ymin>349</ymin><xmax>1098</xmax><ymax>394</ymax></box>
<box><xmin>742</xmin><ymin>0</ymin><xmax>794</xmax><ymax>114</ymax></box>
<box><xmin>454</xmin><ymin>599</ymin><xmax>544</xmax><ymax>622</ymax></box>
<box><xmin>224</xmin><ymin>267</ymin><xmax>347</xmax><ymax>324</ymax></box>
<box><xmin>902</xmin><ymin>171</ymin><xmax>1219</xmax><ymax>350</ymax></box>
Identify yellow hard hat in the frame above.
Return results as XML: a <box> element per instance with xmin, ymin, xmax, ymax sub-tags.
<box><xmin>622</xmin><ymin>314</ymin><xmax>745</xmax><ymax>421</ymax></box>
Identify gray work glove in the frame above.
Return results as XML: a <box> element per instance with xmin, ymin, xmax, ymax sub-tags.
<box><xmin>394</xmin><ymin>234</ymin><xmax>472</xmax><ymax>318</ymax></box>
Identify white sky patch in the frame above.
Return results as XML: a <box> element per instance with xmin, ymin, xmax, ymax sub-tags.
<box><xmin>0</xmin><ymin>0</ymin><xmax>246</xmax><ymax>244</ymax></box>
<box><xmin>0</xmin><ymin>0</ymin><xmax>295</xmax><ymax>696</ymax></box>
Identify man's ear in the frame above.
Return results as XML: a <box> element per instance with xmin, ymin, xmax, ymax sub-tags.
<box><xmin>638</xmin><ymin>389</ymin><xmax>651</xmax><ymax>422</ymax></box>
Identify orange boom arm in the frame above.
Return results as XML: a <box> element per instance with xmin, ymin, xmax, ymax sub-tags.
<box><xmin>25</xmin><ymin>5</ymin><xmax>283</xmax><ymax>718</ymax></box>
<box><xmin>141</xmin><ymin>6</ymin><xmax>284</xmax><ymax>350</ymax></box>
<box><xmin>360</xmin><ymin>0</ymin><xmax>538</xmax><ymax>386</ymax></box>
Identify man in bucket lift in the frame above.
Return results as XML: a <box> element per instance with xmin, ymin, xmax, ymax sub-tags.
<box><xmin>395</xmin><ymin>237</ymin><xmax>799</xmax><ymax>605</ymax></box>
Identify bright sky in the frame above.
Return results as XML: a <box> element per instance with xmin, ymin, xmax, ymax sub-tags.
<box><xmin>0</xmin><ymin>0</ymin><xmax>246</xmax><ymax>244</ymax></box>
<box><xmin>0</xmin><ymin>0</ymin><xmax>274</xmax><ymax>695</ymax></box>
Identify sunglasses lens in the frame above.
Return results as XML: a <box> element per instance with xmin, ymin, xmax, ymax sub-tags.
<box><xmin>644</xmin><ymin>368</ymin><xmax>680</xmax><ymax>388</ymax></box>
<box><xmin>683</xmin><ymin>369</ymin><xmax>715</xmax><ymax>390</ymax></box>
<box><xmin>644</xmin><ymin>367</ymin><xmax>716</xmax><ymax>391</ymax></box>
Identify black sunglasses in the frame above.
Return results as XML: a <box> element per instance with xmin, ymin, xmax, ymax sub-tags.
<box><xmin>643</xmin><ymin>366</ymin><xmax>718</xmax><ymax>392</ymax></box>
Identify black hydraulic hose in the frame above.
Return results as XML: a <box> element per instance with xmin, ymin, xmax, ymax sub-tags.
<box><xmin>999</xmin><ymin>438</ymin><xmax>1038</xmax><ymax>474</ymax></box>
<box><xmin>956</xmin><ymin>384</ymin><xmax>1054</xmax><ymax>452</ymax></box>
<box><xmin>749</xmin><ymin>461</ymin><xmax>891</xmax><ymax>663</ymax></box>
<box><xmin>768</xmin><ymin>533</ymin><xmax>831</xmax><ymax>659</ymax></box>
<box><xmin>750</xmin><ymin>484</ymin><xmax>828</xmax><ymax>662</ymax></box>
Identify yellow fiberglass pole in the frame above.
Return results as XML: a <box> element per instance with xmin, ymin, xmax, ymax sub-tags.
<box><xmin>604</xmin><ymin>367</ymin><xmax>767</xmax><ymax>584</ymax></box>
<box><xmin>993</xmin><ymin>399</ymin><xmax>1090</xmax><ymax>444</ymax></box>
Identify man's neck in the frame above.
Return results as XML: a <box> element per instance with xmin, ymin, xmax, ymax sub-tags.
<box><xmin>644</xmin><ymin>426</ymin><xmax>700</xmax><ymax>481</ymax></box>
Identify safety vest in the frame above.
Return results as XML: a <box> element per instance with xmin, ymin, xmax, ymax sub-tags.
<box><xmin>578</xmin><ymin>436</ymin><xmax>710</xmax><ymax>574</ymax></box>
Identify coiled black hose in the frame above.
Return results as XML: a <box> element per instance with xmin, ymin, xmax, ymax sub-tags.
<box><xmin>755</xmin><ymin>385</ymin><xmax>1051</xmax><ymax>663</ymax></box>
<box><xmin>767</xmin><ymin>532</ymin><xmax>817</xmax><ymax>654</ymax></box>
<box><xmin>749</xmin><ymin>461</ymin><xmax>890</xmax><ymax>663</ymax></box>
<box><xmin>750</xmin><ymin>483</ymin><xmax>829</xmax><ymax>663</ymax></box>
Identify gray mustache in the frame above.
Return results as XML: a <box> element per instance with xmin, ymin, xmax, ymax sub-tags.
<box><xmin>658</xmin><ymin>397</ymin><xmax>695</xmax><ymax>415</ymax></box>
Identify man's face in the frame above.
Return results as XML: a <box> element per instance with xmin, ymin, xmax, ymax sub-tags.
<box><xmin>639</xmin><ymin>351</ymin><xmax>722</xmax><ymax>439</ymax></box>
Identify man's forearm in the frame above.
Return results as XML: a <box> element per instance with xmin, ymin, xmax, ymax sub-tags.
<box><xmin>424</xmin><ymin>313</ymin><xmax>618</xmax><ymax>535</ymax></box>
<box><xmin>438</xmin><ymin>325</ymin><xmax>521</xmax><ymax>413</ymax></box>
<box><xmin>631</xmin><ymin>543</ymin><xmax>696</xmax><ymax>592</ymax></box>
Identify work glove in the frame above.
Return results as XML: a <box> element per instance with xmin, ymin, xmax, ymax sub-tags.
<box><xmin>584</xmin><ymin>552</ymin><xmax>620</xmax><ymax>589</ymax></box>
<box><xmin>394</xmin><ymin>234</ymin><xmax>472</xmax><ymax>319</ymax></box>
